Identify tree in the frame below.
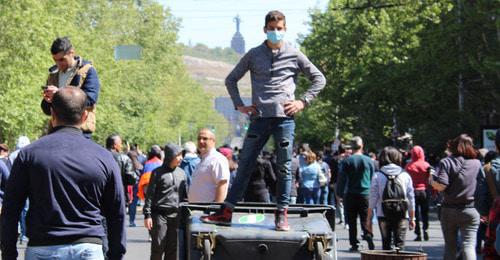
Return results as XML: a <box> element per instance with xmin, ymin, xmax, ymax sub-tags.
<box><xmin>297</xmin><ymin>0</ymin><xmax>499</xmax><ymax>153</ymax></box>
<box><xmin>0</xmin><ymin>0</ymin><xmax>227</xmax><ymax>148</ymax></box>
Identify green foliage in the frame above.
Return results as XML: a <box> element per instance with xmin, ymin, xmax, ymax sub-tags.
<box><xmin>0</xmin><ymin>0</ymin><xmax>227</xmax><ymax>148</ymax></box>
<box><xmin>182</xmin><ymin>43</ymin><xmax>241</xmax><ymax>64</ymax></box>
<box><xmin>298</xmin><ymin>0</ymin><xmax>499</xmax><ymax>154</ymax></box>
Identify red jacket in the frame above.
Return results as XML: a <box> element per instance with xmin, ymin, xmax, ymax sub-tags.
<box><xmin>405</xmin><ymin>146</ymin><xmax>430</xmax><ymax>191</ymax></box>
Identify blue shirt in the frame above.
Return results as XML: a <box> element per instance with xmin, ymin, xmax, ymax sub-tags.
<box><xmin>1</xmin><ymin>127</ymin><xmax>126</xmax><ymax>260</ymax></box>
<box><xmin>300</xmin><ymin>162</ymin><xmax>321</xmax><ymax>189</ymax></box>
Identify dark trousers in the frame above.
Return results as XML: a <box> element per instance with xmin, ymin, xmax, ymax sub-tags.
<box><xmin>345</xmin><ymin>193</ymin><xmax>370</xmax><ymax>247</ymax></box>
<box><xmin>414</xmin><ymin>190</ymin><xmax>429</xmax><ymax>236</ymax></box>
<box><xmin>151</xmin><ymin>213</ymin><xmax>178</xmax><ymax>260</ymax></box>
<box><xmin>378</xmin><ymin>217</ymin><xmax>408</xmax><ymax>250</ymax></box>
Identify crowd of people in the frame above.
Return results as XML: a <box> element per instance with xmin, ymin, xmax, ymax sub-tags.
<box><xmin>0</xmin><ymin>9</ymin><xmax>498</xmax><ymax>260</ymax></box>
<box><xmin>3</xmin><ymin>128</ymin><xmax>500</xmax><ymax>260</ymax></box>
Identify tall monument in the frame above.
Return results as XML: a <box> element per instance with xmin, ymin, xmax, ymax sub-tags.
<box><xmin>231</xmin><ymin>15</ymin><xmax>245</xmax><ymax>55</ymax></box>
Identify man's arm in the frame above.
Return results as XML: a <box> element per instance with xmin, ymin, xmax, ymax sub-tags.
<box><xmin>1</xmin><ymin>154</ymin><xmax>29</xmax><ymax>260</ymax></box>
<box><xmin>225</xmin><ymin>51</ymin><xmax>251</xmax><ymax>110</ymax></box>
<box><xmin>296</xmin><ymin>51</ymin><xmax>326</xmax><ymax>106</ymax></box>
<box><xmin>102</xmin><ymin>161</ymin><xmax>126</xmax><ymax>260</ymax></box>
<box><xmin>214</xmin><ymin>180</ymin><xmax>228</xmax><ymax>203</ymax></box>
<box><xmin>80</xmin><ymin>66</ymin><xmax>100</xmax><ymax>107</ymax></box>
<box><xmin>143</xmin><ymin>172</ymin><xmax>156</xmax><ymax>218</ymax></box>
<box><xmin>212</xmin><ymin>158</ymin><xmax>230</xmax><ymax>203</ymax></box>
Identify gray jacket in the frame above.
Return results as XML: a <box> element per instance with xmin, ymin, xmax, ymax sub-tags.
<box><xmin>143</xmin><ymin>165</ymin><xmax>187</xmax><ymax>218</ymax></box>
<box><xmin>226</xmin><ymin>41</ymin><xmax>326</xmax><ymax>118</ymax></box>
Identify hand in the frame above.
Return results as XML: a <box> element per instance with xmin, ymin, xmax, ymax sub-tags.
<box><xmin>237</xmin><ymin>105</ymin><xmax>257</xmax><ymax>116</ymax></box>
<box><xmin>366</xmin><ymin>220</ymin><xmax>372</xmax><ymax>233</ymax></box>
<box><xmin>409</xmin><ymin>219</ymin><xmax>415</xmax><ymax>230</ymax></box>
<box><xmin>43</xmin><ymin>85</ymin><xmax>58</xmax><ymax>103</ymax></box>
<box><xmin>144</xmin><ymin>218</ymin><xmax>153</xmax><ymax>230</ymax></box>
<box><xmin>283</xmin><ymin>100</ymin><xmax>305</xmax><ymax>116</ymax></box>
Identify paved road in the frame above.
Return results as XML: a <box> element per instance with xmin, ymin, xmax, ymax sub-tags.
<box><xmin>14</xmin><ymin>207</ymin><xmax>452</xmax><ymax>259</ymax></box>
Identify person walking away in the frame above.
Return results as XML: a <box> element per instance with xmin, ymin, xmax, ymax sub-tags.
<box><xmin>298</xmin><ymin>151</ymin><xmax>322</xmax><ymax>204</ymax></box>
<box><xmin>143</xmin><ymin>143</ymin><xmax>187</xmax><ymax>260</ymax></box>
<box><xmin>430</xmin><ymin>134</ymin><xmax>481</xmax><ymax>260</ymax></box>
<box><xmin>200</xmin><ymin>10</ymin><xmax>326</xmax><ymax>231</ymax></box>
<box><xmin>128</xmin><ymin>147</ymin><xmax>144</xmax><ymax>227</ymax></box>
<box><xmin>337</xmin><ymin>136</ymin><xmax>375</xmax><ymax>251</ymax></box>
<box><xmin>405</xmin><ymin>145</ymin><xmax>431</xmax><ymax>241</ymax></box>
<box><xmin>367</xmin><ymin>146</ymin><xmax>415</xmax><ymax>250</ymax></box>
<box><xmin>318</xmin><ymin>151</ymin><xmax>331</xmax><ymax>205</ymax></box>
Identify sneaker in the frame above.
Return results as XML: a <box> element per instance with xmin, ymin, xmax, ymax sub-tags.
<box><xmin>414</xmin><ymin>236</ymin><xmax>422</xmax><ymax>241</ymax></box>
<box><xmin>129</xmin><ymin>222</ymin><xmax>136</xmax><ymax>227</ymax></box>
<box><xmin>349</xmin><ymin>246</ymin><xmax>358</xmax><ymax>252</ymax></box>
<box><xmin>200</xmin><ymin>206</ymin><xmax>232</xmax><ymax>226</ymax></box>
<box><xmin>275</xmin><ymin>208</ymin><xmax>290</xmax><ymax>231</ymax></box>
<box><xmin>423</xmin><ymin>231</ymin><xmax>429</xmax><ymax>241</ymax></box>
<box><xmin>364</xmin><ymin>234</ymin><xmax>375</xmax><ymax>250</ymax></box>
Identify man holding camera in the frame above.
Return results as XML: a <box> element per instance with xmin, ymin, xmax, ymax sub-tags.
<box><xmin>41</xmin><ymin>37</ymin><xmax>100</xmax><ymax>138</ymax></box>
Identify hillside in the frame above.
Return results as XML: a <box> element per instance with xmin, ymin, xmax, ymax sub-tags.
<box><xmin>182</xmin><ymin>55</ymin><xmax>251</xmax><ymax>97</ymax></box>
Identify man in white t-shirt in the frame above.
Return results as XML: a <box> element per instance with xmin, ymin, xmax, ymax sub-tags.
<box><xmin>188</xmin><ymin>129</ymin><xmax>230</xmax><ymax>203</ymax></box>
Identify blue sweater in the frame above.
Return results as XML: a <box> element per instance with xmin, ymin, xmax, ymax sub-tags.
<box><xmin>1</xmin><ymin>127</ymin><xmax>126</xmax><ymax>260</ymax></box>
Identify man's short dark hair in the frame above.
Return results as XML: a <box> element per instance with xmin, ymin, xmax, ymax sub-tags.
<box><xmin>106</xmin><ymin>134</ymin><xmax>121</xmax><ymax>150</ymax></box>
<box><xmin>264</xmin><ymin>10</ymin><xmax>286</xmax><ymax>27</ymax></box>
<box><xmin>51</xmin><ymin>37</ymin><xmax>73</xmax><ymax>55</ymax></box>
<box><xmin>51</xmin><ymin>88</ymin><xmax>87</xmax><ymax>126</ymax></box>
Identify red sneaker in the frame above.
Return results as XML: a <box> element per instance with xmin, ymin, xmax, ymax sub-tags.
<box><xmin>275</xmin><ymin>208</ymin><xmax>290</xmax><ymax>231</ymax></box>
<box><xmin>200</xmin><ymin>206</ymin><xmax>233</xmax><ymax>226</ymax></box>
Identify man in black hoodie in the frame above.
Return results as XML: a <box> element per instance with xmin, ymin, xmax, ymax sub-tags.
<box><xmin>143</xmin><ymin>143</ymin><xmax>188</xmax><ymax>260</ymax></box>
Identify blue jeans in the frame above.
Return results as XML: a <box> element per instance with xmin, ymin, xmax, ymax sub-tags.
<box><xmin>319</xmin><ymin>185</ymin><xmax>329</xmax><ymax>205</ymax></box>
<box><xmin>25</xmin><ymin>243</ymin><xmax>103</xmax><ymax>260</ymax></box>
<box><xmin>226</xmin><ymin>117</ymin><xmax>295</xmax><ymax>209</ymax></box>
<box><xmin>440</xmin><ymin>207</ymin><xmax>479</xmax><ymax>260</ymax></box>
<box><xmin>300</xmin><ymin>187</ymin><xmax>320</xmax><ymax>204</ymax></box>
<box><xmin>128</xmin><ymin>184</ymin><xmax>139</xmax><ymax>225</ymax></box>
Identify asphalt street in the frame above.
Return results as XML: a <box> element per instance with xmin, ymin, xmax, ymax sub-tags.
<box><xmin>13</xmin><ymin>207</ymin><xmax>465</xmax><ymax>259</ymax></box>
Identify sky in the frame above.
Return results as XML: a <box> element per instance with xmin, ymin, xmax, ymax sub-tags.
<box><xmin>159</xmin><ymin>0</ymin><xmax>329</xmax><ymax>49</ymax></box>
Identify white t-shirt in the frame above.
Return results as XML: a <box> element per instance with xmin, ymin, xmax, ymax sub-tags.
<box><xmin>188</xmin><ymin>148</ymin><xmax>230</xmax><ymax>202</ymax></box>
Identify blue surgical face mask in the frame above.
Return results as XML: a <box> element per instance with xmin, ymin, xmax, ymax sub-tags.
<box><xmin>266</xmin><ymin>30</ymin><xmax>285</xmax><ymax>44</ymax></box>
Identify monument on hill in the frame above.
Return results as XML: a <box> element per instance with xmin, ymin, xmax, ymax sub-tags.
<box><xmin>231</xmin><ymin>15</ymin><xmax>245</xmax><ymax>55</ymax></box>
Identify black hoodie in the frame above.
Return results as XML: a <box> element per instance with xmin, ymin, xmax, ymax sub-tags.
<box><xmin>143</xmin><ymin>144</ymin><xmax>187</xmax><ymax>218</ymax></box>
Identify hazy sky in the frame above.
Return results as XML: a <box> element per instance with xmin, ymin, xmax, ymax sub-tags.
<box><xmin>159</xmin><ymin>0</ymin><xmax>329</xmax><ymax>49</ymax></box>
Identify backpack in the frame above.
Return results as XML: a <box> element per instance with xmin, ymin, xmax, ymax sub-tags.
<box><xmin>381</xmin><ymin>172</ymin><xmax>408</xmax><ymax>220</ymax></box>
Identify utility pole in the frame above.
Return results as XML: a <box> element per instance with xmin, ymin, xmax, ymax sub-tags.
<box><xmin>457</xmin><ymin>0</ymin><xmax>465</xmax><ymax>114</ymax></box>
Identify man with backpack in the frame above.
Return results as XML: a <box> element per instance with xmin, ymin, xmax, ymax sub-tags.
<box><xmin>367</xmin><ymin>146</ymin><xmax>415</xmax><ymax>250</ymax></box>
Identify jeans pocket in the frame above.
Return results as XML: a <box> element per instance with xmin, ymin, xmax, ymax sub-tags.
<box><xmin>78</xmin><ymin>245</ymin><xmax>104</xmax><ymax>260</ymax></box>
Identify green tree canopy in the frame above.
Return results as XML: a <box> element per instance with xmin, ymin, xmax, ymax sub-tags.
<box><xmin>297</xmin><ymin>0</ymin><xmax>499</xmax><ymax>154</ymax></box>
<box><xmin>0</xmin><ymin>0</ymin><xmax>227</xmax><ymax>148</ymax></box>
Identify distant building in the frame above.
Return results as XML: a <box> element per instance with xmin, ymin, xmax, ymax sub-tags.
<box><xmin>231</xmin><ymin>15</ymin><xmax>245</xmax><ymax>55</ymax></box>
